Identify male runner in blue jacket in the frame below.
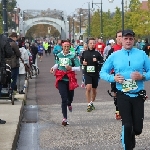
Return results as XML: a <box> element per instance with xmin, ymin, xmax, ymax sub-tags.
<box><xmin>100</xmin><ymin>29</ymin><xmax>150</xmax><ymax>150</ymax></box>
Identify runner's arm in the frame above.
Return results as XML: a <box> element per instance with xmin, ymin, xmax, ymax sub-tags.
<box><xmin>100</xmin><ymin>54</ymin><xmax>115</xmax><ymax>82</ymax></box>
<box><xmin>51</xmin><ymin>64</ymin><xmax>58</xmax><ymax>69</ymax></box>
<box><xmin>72</xmin><ymin>56</ymin><xmax>80</xmax><ymax>71</ymax></box>
<box><xmin>72</xmin><ymin>66</ymin><xmax>80</xmax><ymax>71</ymax></box>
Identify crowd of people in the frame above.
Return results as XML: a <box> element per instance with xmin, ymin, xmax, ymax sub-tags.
<box><xmin>0</xmin><ymin>32</ymin><xmax>51</xmax><ymax>124</ymax></box>
<box><xmin>49</xmin><ymin>30</ymin><xmax>150</xmax><ymax>150</ymax></box>
<box><xmin>0</xmin><ymin>30</ymin><xmax>150</xmax><ymax>150</ymax></box>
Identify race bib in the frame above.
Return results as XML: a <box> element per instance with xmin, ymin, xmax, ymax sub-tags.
<box><xmin>98</xmin><ymin>45</ymin><xmax>102</xmax><ymax>49</ymax></box>
<box><xmin>87</xmin><ymin>66</ymin><xmax>95</xmax><ymax>72</ymax></box>
<box><xmin>122</xmin><ymin>79</ymin><xmax>138</xmax><ymax>92</ymax></box>
<box><xmin>59</xmin><ymin>58</ymin><xmax>69</xmax><ymax>66</ymax></box>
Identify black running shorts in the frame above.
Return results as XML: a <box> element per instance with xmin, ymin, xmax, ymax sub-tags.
<box><xmin>84</xmin><ymin>74</ymin><xmax>99</xmax><ymax>88</ymax></box>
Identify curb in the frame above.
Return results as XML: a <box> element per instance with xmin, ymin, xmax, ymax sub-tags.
<box><xmin>11</xmin><ymin>100</ymin><xmax>24</xmax><ymax>150</ymax></box>
<box><xmin>11</xmin><ymin>79</ymin><xmax>29</xmax><ymax>150</ymax></box>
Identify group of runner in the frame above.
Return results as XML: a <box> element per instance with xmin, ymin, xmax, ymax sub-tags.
<box><xmin>50</xmin><ymin>29</ymin><xmax>150</xmax><ymax>150</ymax></box>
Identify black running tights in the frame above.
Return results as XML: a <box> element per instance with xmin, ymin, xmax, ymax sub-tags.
<box><xmin>117</xmin><ymin>93</ymin><xmax>144</xmax><ymax>150</ymax></box>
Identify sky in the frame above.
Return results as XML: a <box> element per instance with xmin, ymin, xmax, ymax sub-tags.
<box><xmin>16</xmin><ymin>0</ymin><xmax>143</xmax><ymax>16</ymax></box>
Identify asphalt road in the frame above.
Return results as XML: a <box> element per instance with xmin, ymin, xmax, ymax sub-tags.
<box><xmin>36</xmin><ymin>54</ymin><xmax>150</xmax><ymax>150</ymax></box>
<box><xmin>17</xmin><ymin>53</ymin><xmax>150</xmax><ymax>150</ymax></box>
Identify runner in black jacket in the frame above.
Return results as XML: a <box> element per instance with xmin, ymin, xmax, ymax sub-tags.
<box><xmin>106</xmin><ymin>30</ymin><xmax>122</xmax><ymax>120</ymax></box>
<box><xmin>80</xmin><ymin>37</ymin><xmax>104</xmax><ymax>112</ymax></box>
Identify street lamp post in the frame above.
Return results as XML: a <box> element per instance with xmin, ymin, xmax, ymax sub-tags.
<box><xmin>72</xmin><ymin>14</ymin><xmax>75</xmax><ymax>40</ymax></box>
<box><xmin>79</xmin><ymin>14</ymin><xmax>82</xmax><ymax>34</ymax></box>
<box><xmin>108</xmin><ymin>0</ymin><xmax>124</xmax><ymax>31</ymax></box>
<box><xmin>88</xmin><ymin>2</ymin><xmax>91</xmax><ymax>37</ymax></box>
<box><xmin>121</xmin><ymin>0</ymin><xmax>124</xmax><ymax>31</ymax></box>
<box><xmin>67</xmin><ymin>17</ymin><xmax>71</xmax><ymax>41</ymax></box>
<box><xmin>2</xmin><ymin>0</ymin><xmax>8</xmax><ymax>37</ymax></box>
<box><xmin>92</xmin><ymin>0</ymin><xmax>103</xmax><ymax>39</ymax></box>
<box><xmin>14</xmin><ymin>6</ymin><xmax>17</xmax><ymax>31</ymax></box>
<box><xmin>79</xmin><ymin>8</ymin><xmax>83</xmax><ymax>35</ymax></box>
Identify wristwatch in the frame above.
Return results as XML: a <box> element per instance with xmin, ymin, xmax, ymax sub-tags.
<box><xmin>142</xmin><ymin>75</ymin><xmax>146</xmax><ymax>80</ymax></box>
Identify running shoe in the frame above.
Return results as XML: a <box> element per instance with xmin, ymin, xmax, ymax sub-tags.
<box><xmin>62</xmin><ymin>118</ymin><xmax>67</xmax><ymax>126</ymax></box>
<box><xmin>68</xmin><ymin>105</ymin><xmax>72</xmax><ymax>112</ymax></box>
<box><xmin>80</xmin><ymin>83</ymin><xmax>85</xmax><ymax>88</ymax></box>
<box><xmin>87</xmin><ymin>105</ymin><xmax>92</xmax><ymax>112</ymax></box>
<box><xmin>91</xmin><ymin>103</ymin><xmax>95</xmax><ymax>110</ymax></box>
<box><xmin>115</xmin><ymin>111</ymin><xmax>121</xmax><ymax>120</ymax></box>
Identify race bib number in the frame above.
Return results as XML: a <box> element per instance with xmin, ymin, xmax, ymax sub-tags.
<box><xmin>59</xmin><ymin>58</ymin><xmax>69</xmax><ymax>66</ymax></box>
<box><xmin>87</xmin><ymin>66</ymin><xmax>95</xmax><ymax>72</ymax></box>
<box><xmin>122</xmin><ymin>79</ymin><xmax>138</xmax><ymax>92</ymax></box>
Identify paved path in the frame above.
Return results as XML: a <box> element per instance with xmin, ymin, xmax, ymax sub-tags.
<box><xmin>34</xmin><ymin>54</ymin><xmax>150</xmax><ymax>150</ymax></box>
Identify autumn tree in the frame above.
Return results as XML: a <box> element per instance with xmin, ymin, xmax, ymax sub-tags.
<box><xmin>112</xmin><ymin>7</ymin><xmax>122</xmax><ymax>34</ymax></box>
<box><xmin>103</xmin><ymin>10</ymin><xmax>114</xmax><ymax>39</ymax></box>
<box><xmin>129</xmin><ymin>0</ymin><xmax>141</xmax><ymax>12</ymax></box>
<box><xmin>126</xmin><ymin>0</ymin><xmax>142</xmax><ymax>36</ymax></box>
<box><xmin>90</xmin><ymin>9</ymin><xmax>100</xmax><ymax>38</ymax></box>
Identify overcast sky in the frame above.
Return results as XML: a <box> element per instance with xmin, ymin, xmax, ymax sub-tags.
<box><xmin>17</xmin><ymin>0</ymin><xmax>143</xmax><ymax>15</ymax></box>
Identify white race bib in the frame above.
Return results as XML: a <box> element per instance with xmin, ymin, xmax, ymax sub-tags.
<box><xmin>122</xmin><ymin>79</ymin><xmax>138</xmax><ymax>92</ymax></box>
<box><xmin>98</xmin><ymin>45</ymin><xmax>102</xmax><ymax>49</ymax></box>
<box><xmin>87</xmin><ymin>66</ymin><xmax>95</xmax><ymax>72</ymax></box>
<box><xmin>59</xmin><ymin>58</ymin><xmax>69</xmax><ymax>66</ymax></box>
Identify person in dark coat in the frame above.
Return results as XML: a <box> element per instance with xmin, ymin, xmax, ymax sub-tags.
<box><xmin>0</xmin><ymin>34</ymin><xmax>13</xmax><ymax>124</ymax></box>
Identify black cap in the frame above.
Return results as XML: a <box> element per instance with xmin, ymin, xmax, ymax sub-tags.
<box><xmin>122</xmin><ymin>29</ymin><xmax>135</xmax><ymax>37</ymax></box>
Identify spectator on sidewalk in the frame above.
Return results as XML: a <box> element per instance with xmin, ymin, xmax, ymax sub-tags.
<box><xmin>17</xmin><ymin>41</ymin><xmax>29</xmax><ymax>94</ymax></box>
<box><xmin>0</xmin><ymin>34</ymin><xmax>13</xmax><ymax>124</ymax></box>
<box><xmin>30</xmin><ymin>42</ymin><xmax>38</xmax><ymax>65</ymax></box>
<box><xmin>25</xmin><ymin>43</ymin><xmax>32</xmax><ymax>57</ymax></box>
<box><xmin>8</xmin><ymin>32</ymin><xmax>21</xmax><ymax>94</ymax></box>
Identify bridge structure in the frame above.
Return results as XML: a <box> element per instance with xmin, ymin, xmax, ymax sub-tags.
<box><xmin>19</xmin><ymin>9</ymin><xmax>69</xmax><ymax>39</ymax></box>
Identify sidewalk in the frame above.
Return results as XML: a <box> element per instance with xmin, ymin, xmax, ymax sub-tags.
<box><xmin>0</xmin><ymin>79</ymin><xmax>29</xmax><ymax>150</ymax></box>
<box><xmin>0</xmin><ymin>100</ymin><xmax>23</xmax><ymax>150</ymax></box>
